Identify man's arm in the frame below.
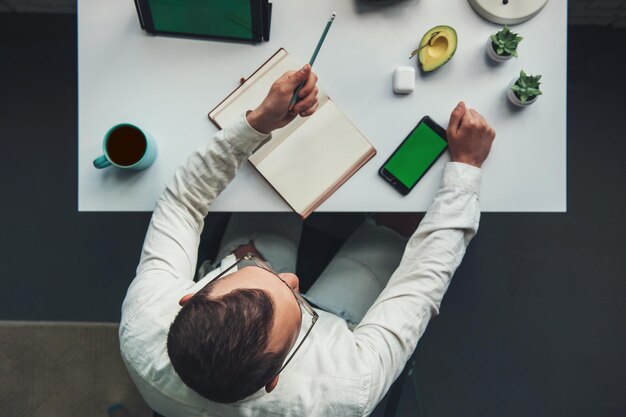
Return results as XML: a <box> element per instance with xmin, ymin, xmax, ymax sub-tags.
<box><xmin>122</xmin><ymin>66</ymin><xmax>320</xmax><ymax>304</ymax></box>
<box><xmin>354</xmin><ymin>102</ymin><xmax>496</xmax><ymax>416</ymax></box>
<box><xmin>131</xmin><ymin>116</ymin><xmax>269</xmax><ymax>292</ymax></box>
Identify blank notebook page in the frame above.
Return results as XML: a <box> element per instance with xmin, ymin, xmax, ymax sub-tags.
<box><xmin>211</xmin><ymin>49</ymin><xmax>330</xmax><ymax>161</ymax></box>
<box><xmin>253</xmin><ymin>100</ymin><xmax>373</xmax><ymax>214</ymax></box>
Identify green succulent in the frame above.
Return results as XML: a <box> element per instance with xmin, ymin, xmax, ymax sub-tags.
<box><xmin>491</xmin><ymin>26</ymin><xmax>523</xmax><ymax>57</ymax></box>
<box><xmin>511</xmin><ymin>71</ymin><xmax>543</xmax><ymax>103</ymax></box>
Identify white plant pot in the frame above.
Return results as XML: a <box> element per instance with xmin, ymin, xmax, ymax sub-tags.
<box><xmin>507</xmin><ymin>78</ymin><xmax>538</xmax><ymax>107</ymax></box>
<box><xmin>486</xmin><ymin>38</ymin><xmax>513</xmax><ymax>62</ymax></box>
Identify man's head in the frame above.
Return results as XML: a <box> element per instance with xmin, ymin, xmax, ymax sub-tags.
<box><xmin>167</xmin><ymin>264</ymin><xmax>304</xmax><ymax>403</ymax></box>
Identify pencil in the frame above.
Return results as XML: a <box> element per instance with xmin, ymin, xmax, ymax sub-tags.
<box><xmin>289</xmin><ymin>12</ymin><xmax>336</xmax><ymax>111</ymax></box>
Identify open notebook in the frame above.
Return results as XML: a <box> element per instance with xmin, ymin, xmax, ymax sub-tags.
<box><xmin>209</xmin><ymin>48</ymin><xmax>376</xmax><ymax>218</ymax></box>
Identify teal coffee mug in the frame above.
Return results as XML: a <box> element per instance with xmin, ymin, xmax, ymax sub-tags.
<box><xmin>93</xmin><ymin>123</ymin><xmax>157</xmax><ymax>170</ymax></box>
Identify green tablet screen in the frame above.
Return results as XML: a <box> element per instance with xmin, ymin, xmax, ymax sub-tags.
<box><xmin>148</xmin><ymin>0</ymin><xmax>254</xmax><ymax>40</ymax></box>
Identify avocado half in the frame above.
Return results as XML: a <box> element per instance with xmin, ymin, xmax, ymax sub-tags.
<box><xmin>418</xmin><ymin>25</ymin><xmax>458</xmax><ymax>72</ymax></box>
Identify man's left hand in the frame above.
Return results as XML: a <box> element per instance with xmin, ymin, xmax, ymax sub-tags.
<box><xmin>246</xmin><ymin>64</ymin><xmax>319</xmax><ymax>134</ymax></box>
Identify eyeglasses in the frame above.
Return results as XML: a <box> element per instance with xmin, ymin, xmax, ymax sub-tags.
<box><xmin>198</xmin><ymin>253</ymin><xmax>318</xmax><ymax>374</ymax></box>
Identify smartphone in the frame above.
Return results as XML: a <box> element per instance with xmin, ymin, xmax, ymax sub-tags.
<box><xmin>379</xmin><ymin>116</ymin><xmax>448</xmax><ymax>195</ymax></box>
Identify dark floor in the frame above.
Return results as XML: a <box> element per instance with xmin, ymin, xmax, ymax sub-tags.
<box><xmin>0</xmin><ymin>12</ymin><xmax>625</xmax><ymax>417</ymax></box>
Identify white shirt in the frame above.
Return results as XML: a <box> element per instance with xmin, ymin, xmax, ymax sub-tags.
<box><xmin>120</xmin><ymin>114</ymin><xmax>482</xmax><ymax>417</ymax></box>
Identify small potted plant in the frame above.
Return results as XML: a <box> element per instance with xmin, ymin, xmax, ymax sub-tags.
<box><xmin>487</xmin><ymin>26</ymin><xmax>523</xmax><ymax>62</ymax></box>
<box><xmin>508</xmin><ymin>70</ymin><xmax>542</xmax><ymax>107</ymax></box>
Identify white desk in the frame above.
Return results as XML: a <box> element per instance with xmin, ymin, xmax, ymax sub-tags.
<box><xmin>78</xmin><ymin>0</ymin><xmax>567</xmax><ymax>212</ymax></box>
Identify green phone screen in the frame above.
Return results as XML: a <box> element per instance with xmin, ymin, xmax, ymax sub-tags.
<box><xmin>148</xmin><ymin>0</ymin><xmax>253</xmax><ymax>39</ymax></box>
<box><xmin>383</xmin><ymin>122</ymin><xmax>447</xmax><ymax>188</ymax></box>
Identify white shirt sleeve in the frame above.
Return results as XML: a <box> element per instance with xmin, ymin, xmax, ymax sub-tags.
<box><xmin>123</xmin><ymin>114</ymin><xmax>269</xmax><ymax>307</ymax></box>
<box><xmin>355</xmin><ymin>162</ymin><xmax>482</xmax><ymax>416</ymax></box>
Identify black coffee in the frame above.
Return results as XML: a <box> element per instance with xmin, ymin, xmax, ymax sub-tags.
<box><xmin>106</xmin><ymin>125</ymin><xmax>147</xmax><ymax>166</ymax></box>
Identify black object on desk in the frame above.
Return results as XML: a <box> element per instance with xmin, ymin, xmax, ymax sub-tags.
<box><xmin>134</xmin><ymin>0</ymin><xmax>272</xmax><ymax>44</ymax></box>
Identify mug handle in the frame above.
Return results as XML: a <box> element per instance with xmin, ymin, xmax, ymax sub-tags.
<box><xmin>93</xmin><ymin>155</ymin><xmax>112</xmax><ymax>169</ymax></box>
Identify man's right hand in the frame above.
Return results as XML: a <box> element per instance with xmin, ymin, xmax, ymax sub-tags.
<box><xmin>446</xmin><ymin>102</ymin><xmax>496</xmax><ymax>168</ymax></box>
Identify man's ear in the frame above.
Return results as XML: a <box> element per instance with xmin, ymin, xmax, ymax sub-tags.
<box><xmin>265</xmin><ymin>375</ymin><xmax>279</xmax><ymax>393</ymax></box>
<box><xmin>178</xmin><ymin>293</ymin><xmax>195</xmax><ymax>306</ymax></box>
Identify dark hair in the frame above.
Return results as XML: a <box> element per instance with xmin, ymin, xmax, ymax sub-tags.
<box><xmin>167</xmin><ymin>285</ymin><xmax>287</xmax><ymax>403</ymax></box>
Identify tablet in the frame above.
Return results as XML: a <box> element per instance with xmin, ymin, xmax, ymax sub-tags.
<box><xmin>134</xmin><ymin>0</ymin><xmax>271</xmax><ymax>44</ymax></box>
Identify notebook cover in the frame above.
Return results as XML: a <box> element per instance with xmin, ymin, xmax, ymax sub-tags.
<box><xmin>209</xmin><ymin>48</ymin><xmax>287</xmax><ymax>128</ymax></box>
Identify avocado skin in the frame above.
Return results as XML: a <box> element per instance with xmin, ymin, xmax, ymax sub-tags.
<box><xmin>418</xmin><ymin>25</ymin><xmax>458</xmax><ymax>72</ymax></box>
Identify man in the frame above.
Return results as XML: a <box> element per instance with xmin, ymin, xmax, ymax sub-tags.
<box><xmin>120</xmin><ymin>64</ymin><xmax>495</xmax><ymax>417</ymax></box>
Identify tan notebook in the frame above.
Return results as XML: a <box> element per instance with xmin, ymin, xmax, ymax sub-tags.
<box><xmin>209</xmin><ymin>48</ymin><xmax>376</xmax><ymax>219</ymax></box>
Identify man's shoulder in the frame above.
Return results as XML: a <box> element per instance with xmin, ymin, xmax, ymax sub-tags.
<box><xmin>119</xmin><ymin>276</ymin><xmax>183</xmax><ymax>369</ymax></box>
<box><xmin>233</xmin><ymin>372</ymin><xmax>368</xmax><ymax>417</ymax></box>
<box><xmin>119</xmin><ymin>284</ymin><xmax>195</xmax><ymax>411</ymax></box>
<box><xmin>288</xmin><ymin>310</ymin><xmax>373</xmax><ymax>382</ymax></box>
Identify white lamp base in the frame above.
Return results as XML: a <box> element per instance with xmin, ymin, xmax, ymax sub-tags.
<box><xmin>468</xmin><ymin>0</ymin><xmax>549</xmax><ymax>25</ymax></box>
